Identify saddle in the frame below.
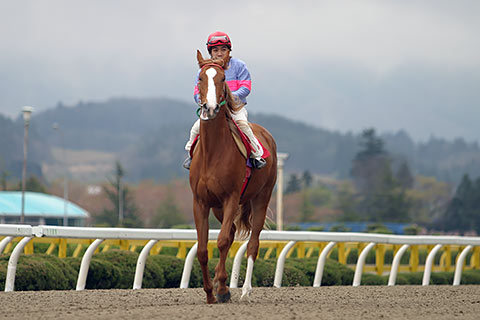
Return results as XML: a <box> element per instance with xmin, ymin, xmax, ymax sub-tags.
<box><xmin>189</xmin><ymin>119</ymin><xmax>270</xmax><ymax>162</ymax></box>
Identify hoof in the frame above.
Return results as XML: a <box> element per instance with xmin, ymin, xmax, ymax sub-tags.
<box><xmin>216</xmin><ymin>290</ymin><xmax>231</xmax><ymax>303</ymax></box>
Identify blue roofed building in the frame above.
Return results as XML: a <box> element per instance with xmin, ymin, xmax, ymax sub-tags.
<box><xmin>0</xmin><ymin>191</ymin><xmax>89</xmax><ymax>226</ymax></box>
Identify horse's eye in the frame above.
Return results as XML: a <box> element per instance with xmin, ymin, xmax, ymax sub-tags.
<box><xmin>222</xmin><ymin>77</ymin><xmax>225</xmax><ymax>81</ymax></box>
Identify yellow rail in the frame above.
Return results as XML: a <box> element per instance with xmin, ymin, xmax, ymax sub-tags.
<box><xmin>1</xmin><ymin>236</ymin><xmax>479</xmax><ymax>273</ymax></box>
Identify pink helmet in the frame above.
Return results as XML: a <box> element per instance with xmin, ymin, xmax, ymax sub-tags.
<box><xmin>206</xmin><ymin>31</ymin><xmax>232</xmax><ymax>53</ymax></box>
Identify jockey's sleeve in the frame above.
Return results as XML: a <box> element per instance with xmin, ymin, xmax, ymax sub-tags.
<box><xmin>230</xmin><ymin>63</ymin><xmax>251</xmax><ymax>102</ymax></box>
<box><xmin>193</xmin><ymin>70</ymin><xmax>200</xmax><ymax>104</ymax></box>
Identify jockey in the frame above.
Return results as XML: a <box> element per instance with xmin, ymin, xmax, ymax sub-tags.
<box><xmin>183</xmin><ymin>31</ymin><xmax>266</xmax><ymax>170</ymax></box>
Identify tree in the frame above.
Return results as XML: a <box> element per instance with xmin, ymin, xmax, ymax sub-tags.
<box><xmin>358</xmin><ymin>165</ymin><xmax>411</xmax><ymax>222</ymax></box>
<box><xmin>285</xmin><ymin>174</ymin><xmax>301</xmax><ymax>194</ymax></box>
<box><xmin>14</xmin><ymin>175</ymin><xmax>47</xmax><ymax>193</ymax></box>
<box><xmin>336</xmin><ymin>182</ymin><xmax>360</xmax><ymax>222</ymax></box>
<box><xmin>407</xmin><ymin>175</ymin><xmax>450</xmax><ymax>225</ymax></box>
<box><xmin>302</xmin><ymin>170</ymin><xmax>313</xmax><ymax>188</ymax></box>
<box><xmin>439</xmin><ymin>174</ymin><xmax>480</xmax><ymax>234</ymax></box>
<box><xmin>350</xmin><ymin>129</ymin><xmax>413</xmax><ymax>223</ymax></box>
<box><xmin>396</xmin><ymin>161</ymin><xmax>414</xmax><ymax>189</ymax></box>
<box><xmin>299</xmin><ymin>191</ymin><xmax>315</xmax><ymax>222</ymax></box>
<box><xmin>96</xmin><ymin>161</ymin><xmax>141</xmax><ymax>227</ymax></box>
<box><xmin>152</xmin><ymin>195</ymin><xmax>186</xmax><ymax>228</ymax></box>
<box><xmin>351</xmin><ymin>128</ymin><xmax>390</xmax><ymax>194</ymax></box>
<box><xmin>1</xmin><ymin>170</ymin><xmax>9</xmax><ymax>190</ymax></box>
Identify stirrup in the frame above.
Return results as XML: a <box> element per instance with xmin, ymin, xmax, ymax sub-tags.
<box><xmin>183</xmin><ymin>156</ymin><xmax>192</xmax><ymax>170</ymax></box>
<box><xmin>252</xmin><ymin>158</ymin><xmax>266</xmax><ymax>169</ymax></box>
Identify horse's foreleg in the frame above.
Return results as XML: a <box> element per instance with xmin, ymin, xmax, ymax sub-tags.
<box><xmin>213</xmin><ymin>199</ymin><xmax>238</xmax><ymax>303</ymax></box>
<box><xmin>193</xmin><ymin>202</ymin><xmax>216</xmax><ymax>304</ymax></box>
<box><xmin>241</xmin><ymin>198</ymin><xmax>268</xmax><ymax>301</ymax></box>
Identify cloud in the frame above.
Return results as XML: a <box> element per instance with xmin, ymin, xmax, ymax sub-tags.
<box><xmin>0</xmin><ymin>0</ymin><xmax>479</xmax><ymax>141</ymax></box>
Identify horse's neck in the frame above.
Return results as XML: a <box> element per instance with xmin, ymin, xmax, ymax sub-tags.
<box><xmin>199</xmin><ymin>110</ymin><xmax>232</xmax><ymax>158</ymax></box>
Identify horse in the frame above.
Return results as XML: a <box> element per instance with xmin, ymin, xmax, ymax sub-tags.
<box><xmin>189</xmin><ymin>50</ymin><xmax>277</xmax><ymax>304</ymax></box>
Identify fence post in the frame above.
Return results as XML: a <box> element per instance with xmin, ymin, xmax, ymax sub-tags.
<box><xmin>410</xmin><ymin>245</ymin><xmax>419</xmax><ymax>272</ymax></box>
<box><xmin>353</xmin><ymin>242</ymin><xmax>376</xmax><ymax>287</ymax></box>
<box><xmin>5</xmin><ymin>237</ymin><xmax>33</xmax><ymax>292</ymax></box>
<box><xmin>180</xmin><ymin>242</ymin><xmax>198</xmax><ymax>289</ymax></box>
<box><xmin>58</xmin><ymin>238</ymin><xmax>68</xmax><ymax>258</ymax></box>
<box><xmin>388</xmin><ymin>244</ymin><xmax>409</xmax><ymax>286</ymax></box>
<box><xmin>273</xmin><ymin>241</ymin><xmax>296</xmax><ymax>288</ymax></box>
<box><xmin>422</xmin><ymin>244</ymin><xmax>442</xmax><ymax>286</ymax></box>
<box><xmin>0</xmin><ymin>236</ymin><xmax>13</xmax><ymax>254</ymax></box>
<box><xmin>76</xmin><ymin>239</ymin><xmax>104</xmax><ymax>290</ymax></box>
<box><xmin>375</xmin><ymin>244</ymin><xmax>385</xmax><ymax>275</ymax></box>
<box><xmin>453</xmin><ymin>245</ymin><xmax>473</xmax><ymax>285</ymax></box>
<box><xmin>337</xmin><ymin>242</ymin><xmax>346</xmax><ymax>264</ymax></box>
<box><xmin>133</xmin><ymin>239</ymin><xmax>158</xmax><ymax>289</ymax></box>
<box><xmin>313</xmin><ymin>241</ymin><xmax>336</xmax><ymax>287</ymax></box>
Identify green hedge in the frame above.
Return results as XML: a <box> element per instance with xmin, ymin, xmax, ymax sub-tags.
<box><xmin>1</xmin><ymin>251</ymin><xmax>480</xmax><ymax>291</ymax></box>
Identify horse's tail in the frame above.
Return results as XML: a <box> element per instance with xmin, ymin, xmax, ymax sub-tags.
<box><xmin>235</xmin><ymin>201</ymin><xmax>252</xmax><ymax>239</ymax></box>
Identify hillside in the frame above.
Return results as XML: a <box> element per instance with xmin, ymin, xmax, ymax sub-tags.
<box><xmin>1</xmin><ymin>97</ymin><xmax>480</xmax><ymax>184</ymax></box>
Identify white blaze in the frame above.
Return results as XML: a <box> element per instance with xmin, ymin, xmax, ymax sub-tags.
<box><xmin>205</xmin><ymin>68</ymin><xmax>217</xmax><ymax>109</ymax></box>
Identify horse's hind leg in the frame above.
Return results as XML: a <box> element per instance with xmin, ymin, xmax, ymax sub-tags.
<box><xmin>241</xmin><ymin>196</ymin><xmax>269</xmax><ymax>300</ymax></box>
<box><xmin>213</xmin><ymin>199</ymin><xmax>238</xmax><ymax>303</ymax></box>
<box><xmin>193</xmin><ymin>201</ymin><xmax>216</xmax><ymax>304</ymax></box>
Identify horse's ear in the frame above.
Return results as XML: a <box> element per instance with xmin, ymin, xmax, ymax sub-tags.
<box><xmin>197</xmin><ymin>50</ymin><xmax>205</xmax><ymax>66</ymax></box>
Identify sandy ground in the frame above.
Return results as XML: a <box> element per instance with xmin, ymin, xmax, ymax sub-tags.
<box><xmin>1</xmin><ymin>286</ymin><xmax>480</xmax><ymax>320</ymax></box>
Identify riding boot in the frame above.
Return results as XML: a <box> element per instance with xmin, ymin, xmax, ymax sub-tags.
<box><xmin>183</xmin><ymin>120</ymin><xmax>200</xmax><ymax>170</ymax></box>
<box><xmin>252</xmin><ymin>158</ymin><xmax>267</xmax><ymax>169</ymax></box>
<box><xmin>183</xmin><ymin>155</ymin><xmax>192</xmax><ymax>170</ymax></box>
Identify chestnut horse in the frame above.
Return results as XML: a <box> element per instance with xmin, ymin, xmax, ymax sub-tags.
<box><xmin>189</xmin><ymin>50</ymin><xmax>277</xmax><ymax>304</ymax></box>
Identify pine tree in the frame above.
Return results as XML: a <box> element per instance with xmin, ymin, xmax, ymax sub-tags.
<box><xmin>302</xmin><ymin>170</ymin><xmax>313</xmax><ymax>188</ymax></box>
<box><xmin>285</xmin><ymin>174</ymin><xmax>301</xmax><ymax>194</ymax></box>
<box><xmin>396</xmin><ymin>161</ymin><xmax>414</xmax><ymax>189</ymax></box>
<box><xmin>441</xmin><ymin>174</ymin><xmax>480</xmax><ymax>233</ymax></box>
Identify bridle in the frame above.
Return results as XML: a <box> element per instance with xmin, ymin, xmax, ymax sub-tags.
<box><xmin>197</xmin><ymin>63</ymin><xmax>227</xmax><ymax>119</ymax></box>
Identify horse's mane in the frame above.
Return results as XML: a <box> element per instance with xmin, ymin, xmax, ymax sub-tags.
<box><xmin>198</xmin><ymin>58</ymin><xmax>244</xmax><ymax>114</ymax></box>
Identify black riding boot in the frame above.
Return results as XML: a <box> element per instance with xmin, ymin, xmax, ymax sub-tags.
<box><xmin>183</xmin><ymin>156</ymin><xmax>192</xmax><ymax>170</ymax></box>
<box><xmin>252</xmin><ymin>158</ymin><xmax>266</xmax><ymax>169</ymax></box>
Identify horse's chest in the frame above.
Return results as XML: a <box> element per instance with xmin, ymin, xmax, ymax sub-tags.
<box><xmin>193</xmin><ymin>176</ymin><xmax>236</xmax><ymax>202</ymax></box>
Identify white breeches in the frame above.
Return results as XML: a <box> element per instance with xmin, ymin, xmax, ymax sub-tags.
<box><xmin>184</xmin><ymin>108</ymin><xmax>264</xmax><ymax>159</ymax></box>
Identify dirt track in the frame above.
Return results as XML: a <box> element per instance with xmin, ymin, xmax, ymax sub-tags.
<box><xmin>1</xmin><ymin>286</ymin><xmax>480</xmax><ymax>319</ymax></box>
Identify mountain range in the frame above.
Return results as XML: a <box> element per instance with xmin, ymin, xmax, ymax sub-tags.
<box><xmin>1</xmin><ymin>97</ymin><xmax>479</xmax><ymax>184</ymax></box>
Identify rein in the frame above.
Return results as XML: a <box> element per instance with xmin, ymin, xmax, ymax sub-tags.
<box><xmin>196</xmin><ymin>100</ymin><xmax>226</xmax><ymax>118</ymax></box>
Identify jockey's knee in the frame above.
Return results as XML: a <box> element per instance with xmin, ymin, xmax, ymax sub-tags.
<box><xmin>236</xmin><ymin>120</ymin><xmax>249</xmax><ymax>129</ymax></box>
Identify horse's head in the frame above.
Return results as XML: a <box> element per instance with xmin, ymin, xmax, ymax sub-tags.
<box><xmin>196</xmin><ymin>50</ymin><xmax>228</xmax><ymax>120</ymax></box>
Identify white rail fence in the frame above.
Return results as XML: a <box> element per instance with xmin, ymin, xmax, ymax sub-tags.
<box><xmin>1</xmin><ymin>224</ymin><xmax>479</xmax><ymax>292</ymax></box>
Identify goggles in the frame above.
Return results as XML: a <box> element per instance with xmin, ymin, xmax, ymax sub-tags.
<box><xmin>207</xmin><ymin>35</ymin><xmax>230</xmax><ymax>46</ymax></box>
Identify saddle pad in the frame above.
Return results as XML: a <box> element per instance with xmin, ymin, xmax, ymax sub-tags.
<box><xmin>190</xmin><ymin>120</ymin><xmax>270</xmax><ymax>160</ymax></box>
<box><xmin>228</xmin><ymin>119</ymin><xmax>271</xmax><ymax>160</ymax></box>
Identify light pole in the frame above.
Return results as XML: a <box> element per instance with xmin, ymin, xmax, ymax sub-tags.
<box><xmin>276</xmin><ymin>152</ymin><xmax>289</xmax><ymax>231</ymax></box>
<box><xmin>20</xmin><ymin>106</ymin><xmax>34</xmax><ymax>224</ymax></box>
<box><xmin>53</xmin><ymin>123</ymin><xmax>69</xmax><ymax>226</ymax></box>
<box><xmin>118</xmin><ymin>178</ymin><xmax>124</xmax><ymax>225</ymax></box>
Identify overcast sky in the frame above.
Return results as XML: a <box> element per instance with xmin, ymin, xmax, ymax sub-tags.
<box><xmin>1</xmin><ymin>0</ymin><xmax>479</xmax><ymax>142</ymax></box>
